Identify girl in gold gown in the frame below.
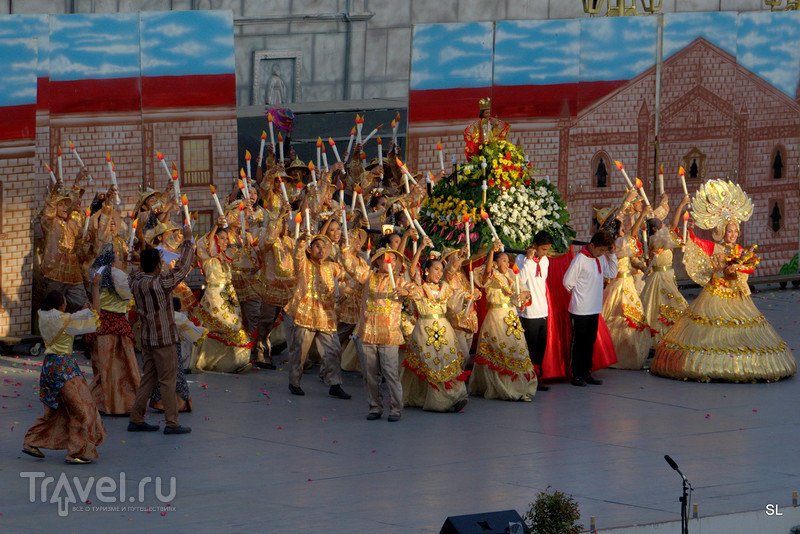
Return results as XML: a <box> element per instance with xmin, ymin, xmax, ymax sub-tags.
<box><xmin>651</xmin><ymin>179</ymin><xmax>796</xmax><ymax>381</ymax></box>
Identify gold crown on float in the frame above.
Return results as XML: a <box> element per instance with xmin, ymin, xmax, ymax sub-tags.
<box><xmin>691</xmin><ymin>179</ymin><xmax>753</xmax><ymax>231</ymax></box>
<box><xmin>479</xmin><ymin>97</ymin><xmax>491</xmax><ymax>111</ymax></box>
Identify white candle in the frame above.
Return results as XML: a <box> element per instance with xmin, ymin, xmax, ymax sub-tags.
<box><xmin>679</xmin><ymin>166</ymin><xmax>688</xmax><ymax>196</ymax></box>
<box><xmin>294</xmin><ymin>212</ymin><xmax>301</xmax><ymax>240</ymax></box>
<box><xmin>358</xmin><ymin>193</ymin><xmax>370</xmax><ymax>229</ymax></box>
<box><xmin>390</xmin><ymin>118</ymin><xmax>398</xmax><ymax>148</ymax></box>
<box><xmin>362</xmin><ymin>123</ymin><xmax>382</xmax><ymax>145</ymax></box>
<box><xmin>464</xmin><ymin>217</ymin><xmax>471</xmax><ymax>259</ymax></box>
<box><xmin>210</xmin><ymin>185</ymin><xmax>225</xmax><ymax>219</ymax></box>
<box><xmin>45</xmin><ymin>164</ymin><xmax>56</xmax><ymax>185</ymax></box>
<box><xmin>182</xmin><ymin>194</ymin><xmax>191</xmax><ymax>227</ymax></box>
<box><xmin>156</xmin><ymin>151</ymin><xmax>171</xmax><ymax>182</ymax></box>
<box><xmin>128</xmin><ymin>219</ymin><xmax>137</xmax><ymax>252</ymax></box>
<box><xmin>172</xmin><ymin>169</ymin><xmax>181</xmax><ymax>205</ymax></box>
<box><xmin>278</xmin><ymin>132</ymin><xmax>284</xmax><ymax>163</ymax></box>
<box><xmin>437</xmin><ymin>141</ymin><xmax>444</xmax><ymax>171</ymax></box>
<box><xmin>239</xmin><ymin>169</ymin><xmax>249</xmax><ymax>200</ymax></box>
<box><xmin>356</xmin><ymin>114</ymin><xmax>363</xmax><ymax>145</ymax></box>
<box><xmin>309</xmin><ymin>162</ymin><xmax>317</xmax><ymax>186</ymax></box>
<box><xmin>377</xmin><ymin>137</ymin><xmax>383</xmax><ymax>167</ymax></box>
<box><xmin>68</xmin><ymin>141</ymin><xmax>92</xmax><ymax>182</ymax></box>
<box><xmin>267</xmin><ymin>113</ymin><xmax>275</xmax><ymax>148</ymax></box>
<box><xmin>304</xmin><ymin>207</ymin><xmax>311</xmax><ymax>235</ymax></box>
<box><xmin>258</xmin><ymin>131</ymin><xmax>266</xmax><ymax>163</ymax></box>
<box><xmin>82</xmin><ymin>208</ymin><xmax>91</xmax><ymax>238</ymax></box>
<box><xmin>413</xmin><ymin>218</ymin><xmax>427</xmax><ymax>239</ymax></box>
<box><xmin>469</xmin><ymin>267</ymin><xmax>474</xmax><ymax>293</ymax></box>
<box><xmin>351</xmin><ymin>188</ymin><xmax>359</xmax><ymax>213</ymax></box>
<box><xmin>481</xmin><ymin>210</ymin><xmax>500</xmax><ymax>242</ymax></box>
<box><xmin>345</xmin><ymin>127</ymin><xmax>355</xmax><ymax>159</ymax></box>
<box><xmin>635</xmin><ymin>178</ymin><xmax>650</xmax><ymax>206</ymax></box>
<box><xmin>278</xmin><ymin>177</ymin><xmax>289</xmax><ymax>203</ymax></box>
<box><xmin>316</xmin><ymin>137</ymin><xmax>322</xmax><ymax>170</ymax></box>
<box><xmin>682</xmin><ymin>211</ymin><xmax>689</xmax><ymax>246</ymax></box>
<box><xmin>515</xmin><ymin>271</ymin><xmax>520</xmax><ymax>294</ymax></box>
<box><xmin>615</xmin><ymin>160</ymin><xmax>634</xmax><ymax>189</ymax></box>
<box><xmin>57</xmin><ymin>148</ymin><xmax>63</xmax><ymax>183</ymax></box>
<box><xmin>328</xmin><ymin>138</ymin><xmax>341</xmax><ymax>163</ymax></box>
<box><xmin>658</xmin><ymin>165</ymin><xmax>664</xmax><ymax>196</ymax></box>
<box><xmin>322</xmin><ymin>152</ymin><xmax>329</xmax><ymax>173</ymax></box>
<box><xmin>106</xmin><ymin>153</ymin><xmax>120</xmax><ymax>205</ymax></box>
<box><xmin>341</xmin><ymin>209</ymin><xmax>349</xmax><ymax>247</ymax></box>
<box><xmin>386</xmin><ymin>257</ymin><xmax>396</xmax><ymax>291</ymax></box>
<box><xmin>245</xmin><ymin>150</ymin><xmax>252</xmax><ymax>180</ymax></box>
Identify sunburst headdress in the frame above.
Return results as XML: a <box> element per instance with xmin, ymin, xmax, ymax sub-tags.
<box><xmin>691</xmin><ymin>179</ymin><xmax>753</xmax><ymax>241</ymax></box>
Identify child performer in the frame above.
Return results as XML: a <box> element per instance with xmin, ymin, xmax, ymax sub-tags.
<box><xmin>444</xmin><ymin>246</ymin><xmax>479</xmax><ymax>369</ymax></box>
<box><xmin>563</xmin><ymin>230</ymin><xmax>617</xmax><ymax>386</ymax></box>
<box><xmin>516</xmin><ymin>230</ymin><xmax>553</xmax><ymax>390</ymax></box>
<box><xmin>470</xmin><ymin>239</ymin><xmax>537</xmax><ymax>401</ymax></box>
<box><xmin>23</xmin><ymin>287</ymin><xmax>106</xmax><ymax>464</ymax></box>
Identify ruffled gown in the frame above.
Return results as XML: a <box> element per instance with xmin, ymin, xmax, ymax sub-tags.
<box><xmin>603</xmin><ymin>236</ymin><xmax>655</xmax><ymax>370</ymax></box>
<box><xmin>401</xmin><ymin>281</ymin><xmax>470</xmax><ymax>412</ymax></box>
<box><xmin>190</xmin><ymin>256</ymin><xmax>252</xmax><ymax>373</ymax></box>
<box><xmin>639</xmin><ymin>227</ymin><xmax>688</xmax><ymax>349</ymax></box>
<box><xmin>469</xmin><ymin>267</ymin><xmax>537</xmax><ymax>400</ymax></box>
<box><xmin>651</xmin><ymin>233</ymin><xmax>796</xmax><ymax>381</ymax></box>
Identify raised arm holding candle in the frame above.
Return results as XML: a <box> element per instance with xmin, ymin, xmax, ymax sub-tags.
<box><xmin>615</xmin><ymin>160</ymin><xmax>634</xmax><ymax>189</ymax></box>
<box><xmin>635</xmin><ymin>177</ymin><xmax>650</xmax><ymax>206</ymax></box>
<box><xmin>390</xmin><ymin>118</ymin><xmax>397</xmax><ymax>148</ymax></box>
<box><xmin>278</xmin><ymin>175</ymin><xmax>289</xmax><ymax>204</ymax></box>
<box><xmin>105</xmin><ymin>152</ymin><xmax>120</xmax><ymax>204</ymax></box>
<box><xmin>127</xmin><ymin>218</ymin><xmax>137</xmax><ymax>257</ymax></box>
<box><xmin>385</xmin><ymin>254</ymin><xmax>396</xmax><ymax>291</ymax></box>
<box><xmin>210</xmin><ymin>185</ymin><xmax>226</xmax><ymax>223</ymax></box>
<box><xmin>328</xmin><ymin>137</ymin><xmax>341</xmax><ymax>163</ymax></box>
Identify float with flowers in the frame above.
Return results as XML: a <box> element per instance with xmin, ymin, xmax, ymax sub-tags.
<box><xmin>418</xmin><ymin>134</ymin><xmax>574</xmax><ymax>253</ymax></box>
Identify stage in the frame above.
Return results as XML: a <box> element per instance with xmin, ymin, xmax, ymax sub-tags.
<box><xmin>1</xmin><ymin>285</ymin><xmax>799</xmax><ymax>533</ymax></box>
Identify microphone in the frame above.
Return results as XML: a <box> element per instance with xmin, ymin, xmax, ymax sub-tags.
<box><xmin>665</xmin><ymin>455</ymin><xmax>687</xmax><ymax>482</ymax></box>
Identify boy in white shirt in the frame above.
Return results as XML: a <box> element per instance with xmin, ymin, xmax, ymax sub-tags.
<box><xmin>516</xmin><ymin>231</ymin><xmax>553</xmax><ymax>391</ymax></box>
<box><xmin>562</xmin><ymin>230</ymin><xmax>617</xmax><ymax>387</ymax></box>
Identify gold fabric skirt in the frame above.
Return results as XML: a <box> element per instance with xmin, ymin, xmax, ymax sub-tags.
<box><xmin>640</xmin><ymin>268</ymin><xmax>688</xmax><ymax>350</ymax></box>
<box><xmin>603</xmin><ymin>277</ymin><xmax>653</xmax><ymax>370</ymax></box>
<box><xmin>651</xmin><ymin>278</ymin><xmax>796</xmax><ymax>381</ymax></box>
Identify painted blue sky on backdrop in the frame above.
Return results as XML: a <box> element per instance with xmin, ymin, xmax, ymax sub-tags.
<box><xmin>140</xmin><ymin>10</ymin><xmax>234</xmax><ymax>77</ymax></box>
<box><xmin>737</xmin><ymin>11</ymin><xmax>800</xmax><ymax>98</ymax></box>
<box><xmin>49</xmin><ymin>13</ymin><xmax>140</xmax><ymax>81</ymax></box>
<box><xmin>494</xmin><ymin>20</ymin><xmax>579</xmax><ymax>86</ymax></box>
<box><xmin>0</xmin><ymin>15</ymin><xmax>49</xmax><ymax>77</ymax></box>
<box><xmin>410</xmin><ymin>22</ymin><xmax>493</xmax><ymax>91</ymax></box>
<box><xmin>579</xmin><ymin>16</ymin><xmax>657</xmax><ymax>81</ymax></box>
<box><xmin>0</xmin><ymin>37</ymin><xmax>37</xmax><ymax>106</ymax></box>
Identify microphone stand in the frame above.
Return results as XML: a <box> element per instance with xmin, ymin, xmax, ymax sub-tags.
<box><xmin>665</xmin><ymin>455</ymin><xmax>692</xmax><ymax>534</ymax></box>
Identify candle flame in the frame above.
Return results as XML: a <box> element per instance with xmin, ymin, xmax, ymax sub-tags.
<box><xmin>278</xmin><ymin>132</ymin><xmax>283</xmax><ymax>142</ymax></box>
<box><xmin>355</xmin><ymin>185</ymin><xmax>362</xmax><ymax>194</ymax></box>
<box><xmin>511</xmin><ymin>263</ymin><xmax>520</xmax><ymax>274</ymax></box>
<box><xmin>678</xmin><ymin>166</ymin><xmax>685</xmax><ymax>177</ymax></box>
<box><xmin>239</xmin><ymin>201</ymin><xmax>245</xmax><ymax>211</ymax></box>
<box><xmin>69</xmin><ymin>140</ymin><xmax>75</xmax><ymax>150</ymax></box>
<box><xmin>339</xmin><ymin>181</ymin><xmax>344</xmax><ymax>191</ymax></box>
<box><xmin>156</xmin><ymin>151</ymin><xmax>164</xmax><ymax>160</ymax></box>
<box><xmin>106</xmin><ymin>152</ymin><xmax>111</xmax><ymax>162</ymax></box>
<box><xmin>316</xmin><ymin>137</ymin><xmax>323</xmax><ymax>147</ymax></box>
<box><xmin>436</xmin><ymin>141</ymin><xmax>442</xmax><ymax>151</ymax></box>
<box><xmin>261</xmin><ymin>130</ymin><xmax>267</xmax><ymax>140</ymax></box>
<box><xmin>635</xmin><ymin>177</ymin><xmax>643</xmax><ymax>188</ymax></box>
<box><xmin>614</xmin><ymin>160</ymin><xmax>623</xmax><ymax>170</ymax></box>
<box><xmin>377</xmin><ymin>135</ymin><xmax>382</xmax><ymax>145</ymax></box>
<box><xmin>391</xmin><ymin>119</ymin><xmax>396</xmax><ymax>129</ymax></box>
<box><xmin>85</xmin><ymin>207</ymin><xmax>91</xmax><ymax>217</ymax></box>
<box><xmin>172</xmin><ymin>169</ymin><xmax>178</xmax><ymax>179</ymax></box>
<box><xmin>112</xmin><ymin>162</ymin><xmax>116</xmax><ymax>171</ymax></box>
<box><xmin>308</xmin><ymin>161</ymin><xmax>315</xmax><ymax>171</ymax></box>
<box><xmin>210</xmin><ymin>185</ymin><xmax>216</xmax><ymax>194</ymax></box>
<box><xmin>57</xmin><ymin>146</ymin><xmax>62</xmax><ymax>156</ymax></box>
<box><xmin>462</xmin><ymin>214</ymin><xmax>470</xmax><ymax>223</ymax></box>
<box><xmin>132</xmin><ymin>219</ymin><xmax>138</xmax><ymax>229</ymax></box>
<box><xmin>395</xmin><ymin>158</ymin><xmax>403</xmax><ymax>167</ymax></box>
<box><xmin>683</xmin><ymin>211</ymin><xmax>690</xmax><ymax>221</ymax></box>
<box><xmin>384</xmin><ymin>253</ymin><xmax>392</xmax><ymax>264</ymax></box>
<box><xmin>296</xmin><ymin>182</ymin><xmax>304</xmax><ymax>190</ymax></box>
<box><xmin>350</xmin><ymin>126</ymin><xmax>356</xmax><ymax>135</ymax></box>
<box><xmin>360</xmin><ymin>152</ymin><xmax>366</xmax><ymax>160</ymax></box>
<box><xmin>481</xmin><ymin>209</ymin><xmax>489</xmax><ymax>220</ymax></box>
<box><xmin>45</xmin><ymin>163</ymin><xmax>52</xmax><ymax>172</ymax></box>
<box><xmin>328</xmin><ymin>137</ymin><xmax>335</xmax><ymax>146</ymax></box>
<box><xmin>659</xmin><ymin>164</ymin><xmax>664</xmax><ymax>174</ymax></box>
<box><xmin>267</xmin><ymin>112</ymin><xmax>273</xmax><ymax>123</ymax></box>
<box><xmin>192</xmin><ymin>212</ymin><xmax>198</xmax><ymax>221</ymax></box>
<box><xmin>239</xmin><ymin>168</ymin><xmax>246</xmax><ymax>179</ymax></box>
<box><xmin>172</xmin><ymin>162</ymin><xmax>177</xmax><ymax>171</ymax></box>
<box><xmin>181</xmin><ymin>194</ymin><xmax>188</xmax><ymax>206</ymax></box>
<box><xmin>238</xmin><ymin>178</ymin><xmax>244</xmax><ymax>190</ymax></box>
<box><xmin>374</xmin><ymin>123</ymin><xmax>384</xmax><ymax>130</ymax></box>
<box><xmin>245</xmin><ymin>150</ymin><xmax>251</xmax><ymax>161</ymax></box>
<box><xmin>295</xmin><ymin>212</ymin><xmax>302</xmax><ymax>223</ymax></box>
<box><xmin>395</xmin><ymin>111</ymin><xmax>401</xmax><ymax>121</ymax></box>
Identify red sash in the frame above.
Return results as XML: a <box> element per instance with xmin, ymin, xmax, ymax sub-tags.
<box><xmin>579</xmin><ymin>248</ymin><xmax>601</xmax><ymax>273</ymax></box>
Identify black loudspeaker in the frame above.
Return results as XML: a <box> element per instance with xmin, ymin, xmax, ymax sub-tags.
<box><xmin>440</xmin><ymin>509</ymin><xmax>530</xmax><ymax>534</ymax></box>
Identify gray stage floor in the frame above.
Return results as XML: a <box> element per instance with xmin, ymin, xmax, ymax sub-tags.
<box><xmin>1</xmin><ymin>285</ymin><xmax>799</xmax><ymax>533</ymax></box>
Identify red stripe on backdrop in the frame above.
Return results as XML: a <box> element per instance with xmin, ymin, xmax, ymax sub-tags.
<box><xmin>409</xmin><ymin>87</ymin><xmax>492</xmax><ymax>123</ymax></box>
<box><xmin>37</xmin><ymin>77</ymin><xmax>49</xmax><ymax>110</ymax></box>
<box><xmin>493</xmin><ymin>80</ymin><xmax>628</xmax><ymax>119</ymax></box>
<box><xmin>0</xmin><ymin>104</ymin><xmax>36</xmax><ymax>140</ymax></box>
<box><xmin>50</xmin><ymin>78</ymin><xmax>141</xmax><ymax>114</ymax></box>
<box><xmin>141</xmin><ymin>74</ymin><xmax>236</xmax><ymax>109</ymax></box>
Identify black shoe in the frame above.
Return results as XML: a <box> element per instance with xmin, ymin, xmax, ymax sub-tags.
<box><xmin>303</xmin><ymin>361</ymin><xmax>314</xmax><ymax>372</ymax></box>
<box><xmin>128</xmin><ymin>421</ymin><xmax>160</xmax><ymax>432</ymax></box>
<box><xmin>387</xmin><ymin>414</ymin><xmax>401</xmax><ymax>422</ymax></box>
<box><xmin>584</xmin><ymin>374</ymin><xmax>603</xmax><ymax>385</ymax></box>
<box><xmin>255</xmin><ymin>361</ymin><xmax>277</xmax><ymax>370</ymax></box>
<box><xmin>288</xmin><ymin>384</ymin><xmax>305</xmax><ymax>396</ymax></box>
<box><xmin>571</xmin><ymin>376</ymin><xmax>587</xmax><ymax>387</ymax></box>
<box><xmin>451</xmin><ymin>398</ymin><xmax>468</xmax><ymax>413</ymax></box>
<box><xmin>329</xmin><ymin>385</ymin><xmax>351</xmax><ymax>399</ymax></box>
<box><xmin>366</xmin><ymin>412</ymin><xmax>381</xmax><ymax>421</ymax></box>
<box><xmin>537</xmin><ymin>384</ymin><xmax>550</xmax><ymax>391</ymax></box>
<box><xmin>164</xmin><ymin>425</ymin><xmax>192</xmax><ymax>435</ymax></box>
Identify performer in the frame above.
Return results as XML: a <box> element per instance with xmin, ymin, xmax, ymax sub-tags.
<box><xmin>128</xmin><ymin>224</ymin><xmax>194</xmax><ymax>435</ymax></box>
<box><xmin>463</xmin><ymin>97</ymin><xmax>510</xmax><ymax>159</ymax></box>
<box><xmin>85</xmin><ymin>244</ymin><xmax>140</xmax><ymax>415</ymax></box>
<box><xmin>342</xmin><ymin>247</ymin><xmax>414</xmax><ymax>421</ymax></box>
<box><xmin>149</xmin><ymin>221</ymin><xmax>198</xmax><ymax>314</ymax></box>
<box><xmin>651</xmin><ymin>179</ymin><xmax>796</xmax><ymax>381</ymax></box>
<box><xmin>444</xmin><ymin>246</ymin><xmax>479</xmax><ymax>369</ymax></box>
<box><xmin>640</xmin><ymin>195</ymin><xmax>691</xmax><ymax>349</ymax></box>
<box><xmin>563</xmin><ymin>230</ymin><xmax>618</xmax><ymax>386</ymax></box>
<box><xmin>283</xmin><ymin>233</ymin><xmax>351</xmax><ymax>399</ymax></box>
<box><xmin>516</xmin><ymin>230</ymin><xmax>553</xmax><ymax>389</ymax></box>
<box><xmin>190</xmin><ymin>221</ymin><xmax>253</xmax><ymax>374</ymax></box>
<box><xmin>23</xmin><ymin>288</ymin><xmax>105</xmax><ymax>464</ymax></box>
<box><xmin>401</xmin><ymin>254</ymin><xmax>471</xmax><ymax>412</ymax></box>
<box><xmin>336</xmin><ymin>227</ymin><xmax>370</xmax><ymax>372</ymax></box>
<box><xmin>470</xmin><ymin>240</ymin><xmax>537</xmax><ymax>401</ymax></box>
<box><xmin>602</xmin><ymin>204</ymin><xmax>654</xmax><ymax>370</ymax></box>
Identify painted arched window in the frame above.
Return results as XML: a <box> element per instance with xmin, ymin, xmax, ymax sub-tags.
<box><xmin>591</xmin><ymin>151</ymin><xmax>611</xmax><ymax>188</ymax></box>
<box><xmin>771</xmin><ymin>145</ymin><xmax>786</xmax><ymax>180</ymax></box>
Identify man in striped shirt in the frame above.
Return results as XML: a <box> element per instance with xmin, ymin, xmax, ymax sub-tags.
<box><xmin>128</xmin><ymin>224</ymin><xmax>195</xmax><ymax>434</ymax></box>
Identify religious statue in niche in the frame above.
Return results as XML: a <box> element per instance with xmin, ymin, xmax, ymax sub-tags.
<box><xmin>266</xmin><ymin>64</ymin><xmax>287</xmax><ymax>105</ymax></box>
<box><xmin>595</xmin><ymin>157</ymin><xmax>608</xmax><ymax>187</ymax></box>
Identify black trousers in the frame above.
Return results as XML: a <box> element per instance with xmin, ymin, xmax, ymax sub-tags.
<box><xmin>569</xmin><ymin>313</ymin><xmax>598</xmax><ymax>378</ymax></box>
<box><xmin>520</xmin><ymin>316</ymin><xmax>547</xmax><ymax>370</ymax></box>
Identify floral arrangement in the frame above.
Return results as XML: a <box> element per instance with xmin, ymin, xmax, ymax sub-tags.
<box><xmin>418</xmin><ymin>137</ymin><xmax>574</xmax><ymax>252</ymax></box>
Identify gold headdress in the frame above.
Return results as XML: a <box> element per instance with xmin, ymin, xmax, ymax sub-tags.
<box><xmin>479</xmin><ymin>97</ymin><xmax>491</xmax><ymax>111</ymax></box>
<box><xmin>594</xmin><ymin>206</ymin><xmax>617</xmax><ymax>228</ymax></box>
<box><xmin>691</xmin><ymin>179</ymin><xmax>753</xmax><ymax>239</ymax></box>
